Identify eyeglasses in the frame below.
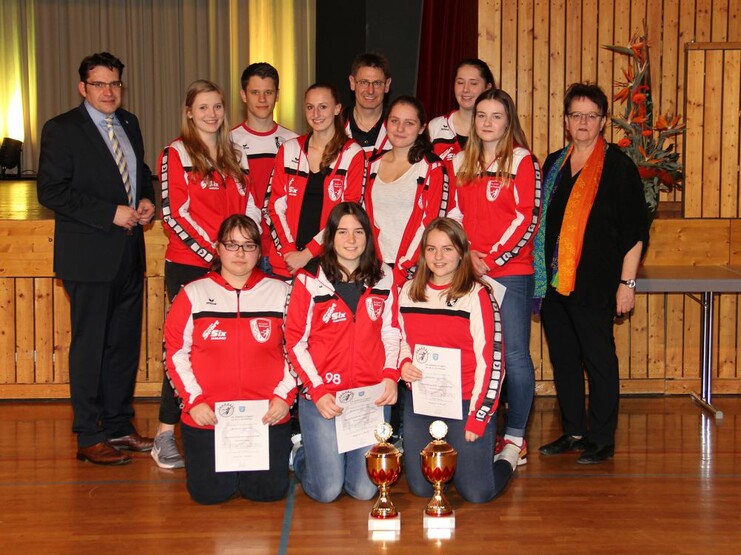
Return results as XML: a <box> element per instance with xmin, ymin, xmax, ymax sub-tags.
<box><xmin>567</xmin><ymin>112</ymin><xmax>603</xmax><ymax>122</ymax></box>
<box><xmin>355</xmin><ymin>79</ymin><xmax>385</xmax><ymax>89</ymax></box>
<box><xmin>221</xmin><ymin>242</ymin><xmax>258</xmax><ymax>252</ymax></box>
<box><xmin>86</xmin><ymin>81</ymin><xmax>124</xmax><ymax>90</ymax></box>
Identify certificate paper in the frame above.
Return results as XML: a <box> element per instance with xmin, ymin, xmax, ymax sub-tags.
<box><xmin>334</xmin><ymin>383</ymin><xmax>385</xmax><ymax>454</ymax></box>
<box><xmin>214</xmin><ymin>400</ymin><xmax>269</xmax><ymax>472</ymax></box>
<box><xmin>411</xmin><ymin>345</ymin><xmax>463</xmax><ymax>420</ymax></box>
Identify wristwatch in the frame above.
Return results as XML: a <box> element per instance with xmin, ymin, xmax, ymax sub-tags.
<box><xmin>620</xmin><ymin>278</ymin><xmax>637</xmax><ymax>289</ymax></box>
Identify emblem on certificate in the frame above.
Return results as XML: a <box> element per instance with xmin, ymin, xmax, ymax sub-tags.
<box><xmin>421</xmin><ymin>420</ymin><xmax>457</xmax><ymax>531</ymax></box>
<box><xmin>365</xmin><ymin>422</ymin><xmax>402</xmax><ymax>533</ymax></box>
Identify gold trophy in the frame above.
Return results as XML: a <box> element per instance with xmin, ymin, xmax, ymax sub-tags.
<box><xmin>365</xmin><ymin>422</ymin><xmax>402</xmax><ymax>532</ymax></box>
<box><xmin>421</xmin><ymin>420</ymin><xmax>457</xmax><ymax>532</ymax></box>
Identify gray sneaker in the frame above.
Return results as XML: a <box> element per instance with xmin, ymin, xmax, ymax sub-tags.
<box><xmin>151</xmin><ymin>431</ymin><xmax>185</xmax><ymax>469</ymax></box>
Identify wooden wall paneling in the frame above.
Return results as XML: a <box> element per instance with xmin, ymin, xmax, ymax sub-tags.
<box><xmin>629</xmin><ymin>293</ymin><xmax>649</xmax><ymax>379</ymax></box>
<box><xmin>645</xmin><ymin>0</ymin><xmax>663</xmax><ymax>103</ymax></box>
<box><xmin>33</xmin><ymin>278</ymin><xmax>53</xmax><ymax>384</ymax></box>
<box><xmin>0</xmin><ymin>279</ymin><xmax>15</xmax><ymax>384</ymax></box>
<box><xmin>721</xmin><ymin>49</ymin><xmax>740</xmax><ymax>218</ymax></box>
<box><xmin>643</xmin><ymin>219</ymin><xmax>730</xmax><ymax>265</ymax></box>
<box><xmin>682</xmin><ymin>295</ymin><xmax>701</xmax><ymax>380</ymax></box>
<box><xmin>565</xmin><ymin>0</ymin><xmax>582</xmax><ymax>87</ymax></box>
<box><xmin>15</xmin><ymin>278</ymin><xmax>34</xmax><ymax>384</ymax></box>
<box><xmin>548</xmin><ymin>0</ymin><xmax>566</xmax><ymax>154</ymax></box>
<box><xmin>0</xmin><ymin>221</ymin><xmax>54</xmax><ymax>277</ymax></box>
<box><xmin>730</xmin><ymin>0</ymin><xmax>741</xmax><ymax>41</ymax></box>
<box><xmin>678</xmin><ymin>0</ymin><xmax>696</xmax><ymax>123</ymax></box>
<box><xmin>712</xmin><ymin>0</ymin><xmax>729</xmax><ymax>41</ymax></box>
<box><xmin>146</xmin><ymin>277</ymin><xmax>165</xmax><ymax>384</ymax></box>
<box><xmin>628</xmin><ymin>0</ymin><xmax>646</xmax><ymax>49</ymax></box>
<box><xmin>659</xmin><ymin>0</ymin><xmax>681</xmax><ymax>203</ymax></box>
<box><xmin>665</xmin><ymin>293</ymin><xmax>685</xmax><ymax>378</ymax></box>
<box><xmin>694</xmin><ymin>0</ymin><xmax>712</xmax><ymax>41</ymax></box>
<box><xmin>738</xmin><ymin>300</ymin><xmax>741</xmax><ymax>379</ymax></box>
<box><xmin>647</xmin><ymin>293</ymin><xmax>666</xmax><ymax>379</ymax></box>
<box><xmin>479</xmin><ymin>0</ymin><xmax>502</xmax><ymax>87</ymax></box>
<box><xmin>701</xmin><ymin>49</ymin><xmax>722</xmax><ymax>217</ymax></box>
<box><xmin>532</xmin><ymin>0</ymin><xmax>550</xmax><ymax>163</ymax></box>
<box><xmin>731</xmin><ymin>219</ymin><xmax>741</xmax><ymax>264</ymax></box>
<box><xmin>581</xmin><ymin>0</ymin><xmax>598</xmax><ymax>83</ymax></box>
<box><xmin>516</xmin><ymin>0</ymin><xmax>534</xmax><ymax>144</ymax></box>
<box><xmin>52</xmin><ymin>280</ymin><xmax>70</xmax><ymax>384</ymax></box>
<box><xmin>683</xmin><ymin>48</ymin><xmax>705</xmax><ymax>218</ymax></box>
<box><xmin>597</xmin><ymin>0</ymin><xmax>615</xmax><ymax>142</ymax></box>
<box><xmin>500</xmin><ymin>0</ymin><xmax>518</xmax><ymax>94</ymax></box>
<box><xmin>717</xmin><ymin>294</ymin><xmax>738</xmax><ymax>379</ymax></box>
<box><xmin>612</xmin><ymin>0</ymin><xmax>631</xmax><ymax>143</ymax></box>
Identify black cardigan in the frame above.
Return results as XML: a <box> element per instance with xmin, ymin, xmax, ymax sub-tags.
<box><xmin>542</xmin><ymin>144</ymin><xmax>649</xmax><ymax>308</ymax></box>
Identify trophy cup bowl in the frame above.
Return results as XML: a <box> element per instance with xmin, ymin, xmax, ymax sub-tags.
<box><xmin>365</xmin><ymin>423</ymin><xmax>402</xmax><ymax>521</ymax></box>
<box><xmin>420</xmin><ymin>420</ymin><xmax>457</xmax><ymax>518</ymax></box>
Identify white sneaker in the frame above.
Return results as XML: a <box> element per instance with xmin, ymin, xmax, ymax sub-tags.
<box><xmin>151</xmin><ymin>431</ymin><xmax>185</xmax><ymax>469</ymax></box>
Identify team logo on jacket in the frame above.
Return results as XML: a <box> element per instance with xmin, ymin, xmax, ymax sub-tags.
<box><xmin>321</xmin><ymin>302</ymin><xmax>347</xmax><ymax>324</ymax></box>
<box><xmin>441</xmin><ymin>146</ymin><xmax>454</xmax><ymax>160</ymax></box>
<box><xmin>365</xmin><ymin>297</ymin><xmax>384</xmax><ymax>321</ymax></box>
<box><xmin>486</xmin><ymin>178</ymin><xmax>502</xmax><ymax>202</ymax></box>
<box><xmin>202</xmin><ymin>320</ymin><xmax>227</xmax><ymax>340</ymax></box>
<box><xmin>328</xmin><ymin>177</ymin><xmax>344</xmax><ymax>202</ymax></box>
<box><xmin>250</xmin><ymin>318</ymin><xmax>272</xmax><ymax>343</ymax></box>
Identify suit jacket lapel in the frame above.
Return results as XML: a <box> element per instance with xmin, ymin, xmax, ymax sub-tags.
<box><xmin>77</xmin><ymin>104</ymin><xmax>123</xmax><ymax>181</ymax></box>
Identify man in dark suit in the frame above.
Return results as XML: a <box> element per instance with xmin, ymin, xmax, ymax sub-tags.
<box><xmin>38</xmin><ymin>52</ymin><xmax>155</xmax><ymax>465</ymax></box>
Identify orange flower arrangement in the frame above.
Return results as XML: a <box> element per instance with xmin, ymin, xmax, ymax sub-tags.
<box><xmin>604</xmin><ymin>24</ymin><xmax>685</xmax><ymax>221</ymax></box>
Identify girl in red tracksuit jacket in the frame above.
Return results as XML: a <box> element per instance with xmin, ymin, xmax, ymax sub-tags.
<box><xmin>364</xmin><ymin>96</ymin><xmax>449</xmax><ymax>287</ymax></box>
<box><xmin>398</xmin><ymin>217</ymin><xmax>515</xmax><ymax>504</ymax></box>
<box><xmin>264</xmin><ymin>83</ymin><xmax>365</xmax><ymax>279</ymax></box>
<box><xmin>165</xmin><ymin>215</ymin><xmax>296</xmax><ymax>505</ymax></box>
<box><xmin>156</xmin><ymin>80</ymin><xmax>261</xmax><ymax>470</ymax></box>
<box><xmin>429</xmin><ymin>58</ymin><xmax>495</xmax><ymax>174</ymax></box>
<box><xmin>284</xmin><ymin>202</ymin><xmax>401</xmax><ymax>503</ymax></box>
<box><xmin>449</xmin><ymin>88</ymin><xmax>542</xmax><ymax>468</ymax></box>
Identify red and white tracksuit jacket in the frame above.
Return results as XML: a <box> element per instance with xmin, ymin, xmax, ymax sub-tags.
<box><xmin>159</xmin><ymin>139</ymin><xmax>261</xmax><ymax>268</ymax></box>
<box><xmin>264</xmin><ymin>135</ymin><xmax>365</xmax><ymax>277</ymax></box>
<box><xmin>230</xmin><ymin>123</ymin><xmax>298</xmax><ymax>256</ymax></box>
<box><xmin>284</xmin><ymin>264</ymin><xmax>401</xmax><ymax>402</ymax></box>
<box><xmin>397</xmin><ymin>281</ymin><xmax>504</xmax><ymax>437</ymax></box>
<box><xmin>449</xmin><ymin>146</ymin><xmax>542</xmax><ymax>278</ymax></box>
<box><xmin>364</xmin><ymin>152</ymin><xmax>450</xmax><ymax>287</ymax></box>
<box><xmin>429</xmin><ymin>111</ymin><xmax>465</xmax><ymax>163</ymax></box>
<box><xmin>165</xmin><ymin>270</ymin><xmax>296</xmax><ymax>430</ymax></box>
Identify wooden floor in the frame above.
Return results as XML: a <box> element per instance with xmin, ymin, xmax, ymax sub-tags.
<box><xmin>1</xmin><ymin>396</ymin><xmax>740</xmax><ymax>554</ymax></box>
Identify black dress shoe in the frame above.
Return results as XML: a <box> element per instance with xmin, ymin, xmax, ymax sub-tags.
<box><xmin>538</xmin><ymin>435</ymin><xmax>587</xmax><ymax>456</ymax></box>
<box><xmin>576</xmin><ymin>443</ymin><xmax>615</xmax><ymax>465</ymax></box>
<box><xmin>108</xmin><ymin>432</ymin><xmax>154</xmax><ymax>452</ymax></box>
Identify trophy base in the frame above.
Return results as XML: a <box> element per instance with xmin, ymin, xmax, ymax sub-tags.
<box><xmin>368</xmin><ymin>512</ymin><xmax>401</xmax><ymax>531</ymax></box>
<box><xmin>423</xmin><ymin>511</ymin><xmax>455</xmax><ymax>529</ymax></box>
<box><xmin>423</xmin><ymin>511</ymin><xmax>455</xmax><ymax>540</ymax></box>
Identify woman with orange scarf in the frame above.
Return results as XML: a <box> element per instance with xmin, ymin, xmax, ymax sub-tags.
<box><xmin>534</xmin><ymin>83</ymin><xmax>648</xmax><ymax>465</ymax></box>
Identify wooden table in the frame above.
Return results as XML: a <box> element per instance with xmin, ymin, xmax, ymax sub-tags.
<box><xmin>637</xmin><ymin>265</ymin><xmax>741</xmax><ymax>418</ymax></box>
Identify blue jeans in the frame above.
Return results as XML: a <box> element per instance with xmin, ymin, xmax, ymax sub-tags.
<box><xmin>402</xmin><ymin>390</ymin><xmax>513</xmax><ymax>503</ymax></box>
<box><xmin>489</xmin><ymin>274</ymin><xmax>535</xmax><ymax>438</ymax></box>
<box><xmin>294</xmin><ymin>396</ymin><xmax>391</xmax><ymax>503</ymax></box>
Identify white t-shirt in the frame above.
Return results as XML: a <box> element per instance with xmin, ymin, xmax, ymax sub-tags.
<box><xmin>371</xmin><ymin>164</ymin><xmax>418</xmax><ymax>264</ymax></box>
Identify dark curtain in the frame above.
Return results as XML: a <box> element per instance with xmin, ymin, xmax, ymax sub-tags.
<box><xmin>417</xmin><ymin>0</ymin><xmax>479</xmax><ymax>120</ymax></box>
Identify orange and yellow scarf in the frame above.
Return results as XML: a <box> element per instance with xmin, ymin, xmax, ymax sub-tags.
<box><xmin>550</xmin><ymin>136</ymin><xmax>606</xmax><ymax>295</ymax></box>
